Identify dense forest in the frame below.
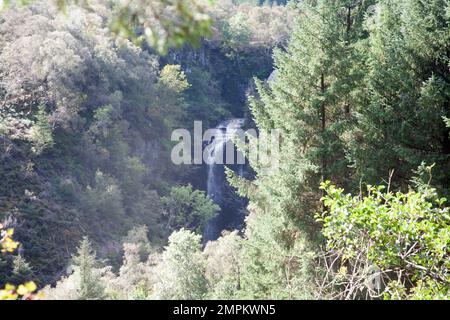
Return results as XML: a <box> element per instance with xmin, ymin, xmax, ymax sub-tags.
<box><xmin>0</xmin><ymin>0</ymin><xmax>449</xmax><ymax>300</ymax></box>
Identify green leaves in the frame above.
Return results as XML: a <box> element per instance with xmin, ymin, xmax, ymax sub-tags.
<box><xmin>106</xmin><ymin>0</ymin><xmax>213</xmax><ymax>55</ymax></box>
<box><xmin>319</xmin><ymin>181</ymin><xmax>450</xmax><ymax>299</ymax></box>
<box><xmin>349</xmin><ymin>0</ymin><xmax>450</xmax><ymax>189</ymax></box>
<box><xmin>444</xmin><ymin>117</ymin><xmax>450</xmax><ymax>129</ymax></box>
<box><xmin>161</xmin><ymin>184</ymin><xmax>220</xmax><ymax>234</ymax></box>
<box><xmin>71</xmin><ymin>237</ymin><xmax>106</xmax><ymax>300</ymax></box>
<box><xmin>1</xmin><ymin>0</ymin><xmax>212</xmax><ymax>55</ymax></box>
<box><xmin>28</xmin><ymin>105</ymin><xmax>54</xmax><ymax>155</ymax></box>
<box><xmin>0</xmin><ymin>225</ymin><xmax>38</xmax><ymax>300</ymax></box>
<box><xmin>158</xmin><ymin>65</ymin><xmax>190</xmax><ymax>94</ymax></box>
<box><xmin>152</xmin><ymin>229</ymin><xmax>208</xmax><ymax>299</ymax></box>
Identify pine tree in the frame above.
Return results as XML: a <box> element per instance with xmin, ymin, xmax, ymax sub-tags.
<box><xmin>249</xmin><ymin>0</ymin><xmax>373</xmax><ymax>222</ymax></box>
<box><xmin>72</xmin><ymin>237</ymin><xmax>105</xmax><ymax>300</ymax></box>
<box><xmin>11</xmin><ymin>255</ymin><xmax>33</xmax><ymax>284</ymax></box>
<box><xmin>29</xmin><ymin>105</ymin><xmax>54</xmax><ymax>154</ymax></box>
<box><xmin>230</xmin><ymin>0</ymin><xmax>373</xmax><ymax>299</ymax></box>
<box><xmin>235</xmin><ymin>0</ymin><xmax>449</xmax><ymax>299</ymax></box>
<box><xmin>347</xmin><ymin>0</ymin><xmax>450</xmax><ymax>193</ymax></box>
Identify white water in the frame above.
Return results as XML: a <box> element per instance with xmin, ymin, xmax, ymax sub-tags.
<box><xmin>203</xmin><ymin>118</ymin><xmax>245</xmax><ymax>242</ymax></box>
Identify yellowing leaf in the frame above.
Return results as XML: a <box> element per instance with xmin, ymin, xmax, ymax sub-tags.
<box><xmin>16</xmin><ymin>284</ymin><xmax>28</xmax><ymax>295</ymax></box>
<box><xmin>25</xmin><ymin>282</ymin><xmax>37</xmax><ymax>292</ymax></box>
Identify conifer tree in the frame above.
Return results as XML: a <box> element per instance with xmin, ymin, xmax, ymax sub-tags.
<box><xmin>72</xmin><ymin>237</ymin><xmax>105</xmax><ymax>300</ymax></box>
<box><xmin>248</xmin><ymin>0</ymin><xmax>373</xmax><ymax>223</ymax></box>
<box><xmin>29</xmin><ymin>105</ymin><xmax>54</xmax><ymax>155</ymax></box>
<box><xmin>11</xmin><ymin>255</ymin><xmax>33</xmax><ymax>285</ymax></box>
<box><xmin>230</xmin><ymin>0</ymin><xmax>373</xmax><ymax>299</ymax></box>
<box><xmin>347</xmin><ymin>0</ymin><xmax>450</xmax><ymax>192</ymax></box>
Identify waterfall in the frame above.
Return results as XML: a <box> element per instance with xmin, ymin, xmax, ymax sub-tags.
<box><xmin>203</xmin><ymin>118</ymin><xmax>245</xmax><ymax>242</ymax></box>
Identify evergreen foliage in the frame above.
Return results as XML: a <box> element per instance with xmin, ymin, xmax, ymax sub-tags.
<box><xmin>71</xmin><ymin>237</ymin><xmax>106</xmax><ymax>300</ymax></box>
<box><xmin>43</xmin><ymin>237</ymin><xmax>106</xmax><ymax>300</ymax></box>
<box><xmin>1</xmin><ymin>0</ymin><xmax>449</xmax><ymax>301</ymax></box>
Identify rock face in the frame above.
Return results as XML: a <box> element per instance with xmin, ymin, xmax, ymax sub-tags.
<box><xmin>163</xmin><ymin>40</ymin><xmax>275</xmax><ymax>117</ymax></box>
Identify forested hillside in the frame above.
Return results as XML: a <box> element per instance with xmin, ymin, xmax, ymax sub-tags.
<box><xmin>0</xmin><ymin>0</ymin><xmax>292</xmax><ymax>290</ymax></box>
<box><xmin>0</xmin><ymin>0</ymin><xmax>449</xmax><ymax>300</ymax></box>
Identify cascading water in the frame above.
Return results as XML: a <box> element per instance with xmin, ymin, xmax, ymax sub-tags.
<box><xmin>203</xmin><ymin>118</ymin><xmax>246</xmax><ymax>243</ymax></box>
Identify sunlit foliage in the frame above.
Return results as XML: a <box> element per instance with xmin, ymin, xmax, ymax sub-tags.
<box><xmin>0</xmin><ymin>225</ymin><xmax>38</xmax><ymax>300</ymax></box>
<box><xmin>1</xmin><ymin>0</ymin><xmax>213</xmax><ymax>54</ymax></box>
<box><xmin>318</xmin><ymin>179</ymin><xmax>450</xmax><ymax>300</ymax></box>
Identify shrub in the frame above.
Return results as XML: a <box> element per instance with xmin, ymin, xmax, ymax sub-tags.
<box><xmin>317</xmin><ymin>181</ymin><xmax>450</xmax><ymax>300</ymax></box>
